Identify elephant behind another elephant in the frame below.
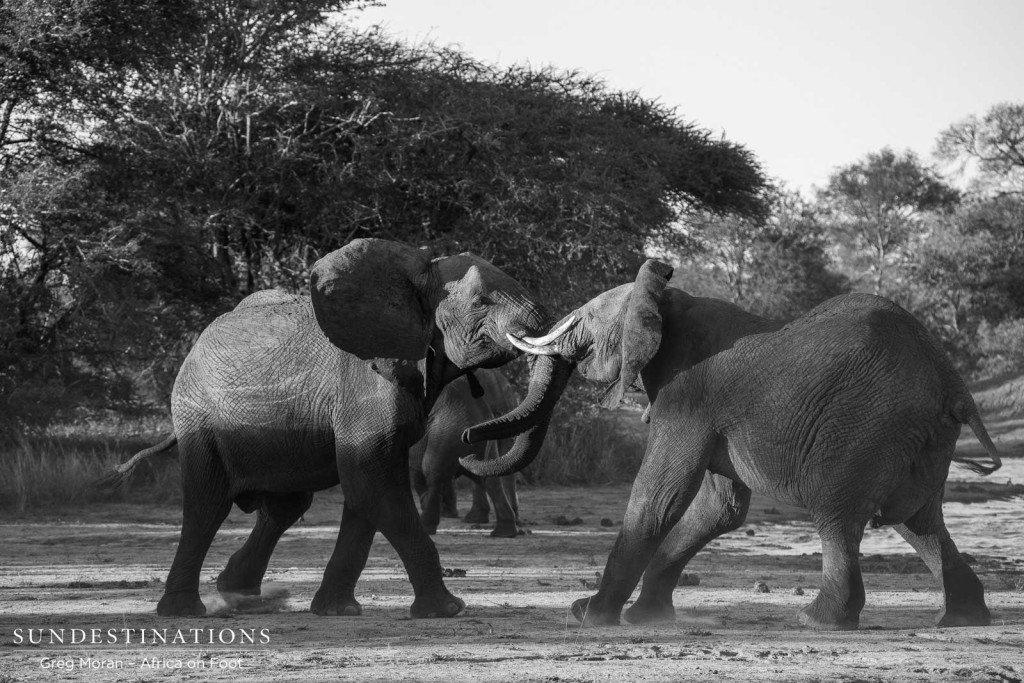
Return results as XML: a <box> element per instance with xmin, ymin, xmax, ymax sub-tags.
<box><xmin>409</xmin><ymin>368</ymin><xmax>522</xmax><ymax>538</ymax></box>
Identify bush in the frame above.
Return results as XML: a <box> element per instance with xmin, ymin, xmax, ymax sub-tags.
<box><xmin>976</xmin><ymin>317</ymin><xmax>1024</xmax><ymax>377</ymax></box>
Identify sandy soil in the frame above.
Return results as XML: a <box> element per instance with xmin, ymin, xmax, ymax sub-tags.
<box><xmin>2</xmin><ymin>416</ymin><xmax>1023</xmax><ymax>682</ymax></box>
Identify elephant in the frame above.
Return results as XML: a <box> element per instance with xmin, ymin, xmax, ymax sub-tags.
<box><xmin>97</xmin><ymin>238</ymin><xmax>573</xmax><ymax>619</ymax></box>
<box><xmin>461</xmin><ymin>260</ymin><xmax>1002</xmax><ymax>631</ymax></box>
<box><xmin>409</xmin><ymin>368</ymin><xmax>522</xmax><ymax>537</ymax></box>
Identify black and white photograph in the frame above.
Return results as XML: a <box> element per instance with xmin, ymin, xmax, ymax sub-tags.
<box><xmin>2</xmin><ymin>1</ymin><xmax>1023</xmax><ymax>680</ymax></box>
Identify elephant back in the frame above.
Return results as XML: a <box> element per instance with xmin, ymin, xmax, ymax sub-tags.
<box><xmin>234</xmin><ymin>289</ymin><xmax>303</xmax><ymax>310</ymax></box>
<box><xmin>170</xmin><ymin>291</ymin><xmax>365</xmax><ymax>425</ymax></box>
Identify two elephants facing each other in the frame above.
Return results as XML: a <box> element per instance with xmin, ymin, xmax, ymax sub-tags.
<box><xmin>462</xmin><ymin>259</ymin><xmax>1002</xmax><ymax>631</ymax></box>
<box><xmin>409</xmin><ymin>368</ymin><xmax>523</xmax><ymax>538</ymax></box>
<box><xmin>97</xmin><ymin>239</ymin><xmax>572</xmax><ymax>619</ymax></box>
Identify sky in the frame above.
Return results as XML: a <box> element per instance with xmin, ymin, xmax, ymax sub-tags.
<box><xmin>347</xmin><ymin>0</ymin><xmax>1024</xmax><ymax>195</ymax></box>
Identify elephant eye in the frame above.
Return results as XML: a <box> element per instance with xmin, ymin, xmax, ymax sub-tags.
<box><xmin>471</xmin><ymin>294</ymin><xmax>495</xmax><ymax>308</ymax></box>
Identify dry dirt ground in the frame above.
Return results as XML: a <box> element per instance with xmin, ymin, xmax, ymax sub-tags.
<box><xmin>2</xmin><ymin>409</ymin><xmax>1023</xmax><ymax>682</ymax></box>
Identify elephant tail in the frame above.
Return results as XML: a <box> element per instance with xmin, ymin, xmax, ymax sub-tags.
<box><xmin>951</xmin><ymin>398</ymin><xmax>1002</xmax><ymax>476</ymax></box>
<box><xmin>90</xmin><ymin>435</ymin><xmax>178</xmax><ymax>491</ymax></box>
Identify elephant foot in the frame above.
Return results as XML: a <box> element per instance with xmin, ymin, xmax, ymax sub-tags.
<box><xmin>216</xmin><ymin>571</ymin><xmax>262</xmax><ymax>596</ymax></box>
<box><xmin>797</xmin><ymin>597</ymin><xmax>859</xmax><ymax>631</ymax></box>
<box><xmin>157</xmin><ymin>591</ymin><xmax>206</xmax><ymax>617</ymax></box>
<box><xmin>937</xmin><ymin>569</ymin><xmax>990</xmax><ymax>627</ymax></box>
<box><xmin>489</xmin><ymin>523</ymin><xmax>522</xmax><ymax>538</ymax></box>
<box><xmin>410</xmin><ymin>591</ymin><xmax>465</xmax><ymax>619</ymax></box>
<box><xmin>310</xmin><ymin>590</ymin><xmax>362</xmax><ymax>617</ymax></box>
<box><xmin>624</xmin><ymin>597</ymin><xmax>676</xmax><ymax>624</ymax></box>
<box><xmin>463</xmin><ymin>508</ymin><xmax>490</xmax><ymax>524</ymax></box>
<box><xmin>937</xmin><ymin>603</ymin><xmax>991</xmax><ymax>627</ymax></box>
<box><xmin>571</xmin><ymin>596</ymin><xmax>620</xmax><ymax>626</ymax></box>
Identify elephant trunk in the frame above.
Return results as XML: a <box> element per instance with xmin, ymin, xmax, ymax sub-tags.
<box><xmin>459</xmin><ymin>355</ymin><xmax>574</xmax><ymax>478</ymax></box>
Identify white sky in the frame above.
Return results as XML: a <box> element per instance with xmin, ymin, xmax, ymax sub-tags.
<box><xmin>348</xmin><ymin>0</ymin><xmax>1024</xmax><ymax>195</ymax></box>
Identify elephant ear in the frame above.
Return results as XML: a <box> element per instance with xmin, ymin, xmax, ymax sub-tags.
<box><xmin>310</xmin><ymin>239</ymin><xmax>436</xmax><ymax>361</ymax></box>
<box><xmin>599</xmin><ymin>259</ymin><xmax>673</xmax><ymax>409</ymax></box>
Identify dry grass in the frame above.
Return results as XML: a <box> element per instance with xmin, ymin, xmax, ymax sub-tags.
<box><xmin>1</xmin><ymin>406</ymin><xmax>650</xmax><ymax>512</ymax></box>
<box><xmin>0</xmin><ymin>414</ymin><xmax>179</xmax><ymax>514</ymax></box>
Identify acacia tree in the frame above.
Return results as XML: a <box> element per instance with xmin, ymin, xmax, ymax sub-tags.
<box><xmin>97</xmin><ymin>29</ymin><xmax>766</xmax><ymax>307</ymax></box>
<box><xmin>821</xmin><ymin>148</ymin><xmax>959</xmax><ymax>297</ymax></box>
<box><xmin>1</xmin><ymin>1</ymin><xmax>767</xmax><ymax>421</ymax></box>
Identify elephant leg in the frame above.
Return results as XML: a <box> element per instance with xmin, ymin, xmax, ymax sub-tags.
<box><xmin>485</xmin><ymin>473</ymin><xmax>521</xmax><ymax>538</ymax></box>
<box><xmin>798</xmin><ymin>519</ymin><xmax>866</xmax><ymax>630</ymax></box>
<box><xmin>311</xmin><ymin>502</ymin><xmax>377</xmax><ymax>616</ymax></box>
<box><xmin>418</xmin><ymin>475</ymin><xmax>447</xmax><ymax>535</ymax></box>
<box><xmin>317</xmin><ymin>445</ymin><xmax>464</xmax><ymax>619</ymax></box>
<box><xmin>440</xmin><ymin>478</ymin><xmax>459</xmax><ymax>518</ymax></box>
<box><xmin>369</xmin><ymin>484</ymin><xmax>465</xmax><ymax>618</ymax></box>
<box><xmin>157</xmin><ymin>435</ymin><xmax>232</xmax><ymax>616</ymax></box>
<box><xmin>625</xmin><ymin>471</ymin><xmax>751</xmax><ymax>624</ymax></box>
<box><xmin>506</xmin><ymin>474</ymin><xmax>521</xmax><ymax>522</ymax></box>
<box><xmin>412</xmin><ymin>462</ymin><xmax>443</xmax><ymax>535</ymax></box>
<box><xmin>892</xmin><ymin>495</ymin><xmax>990</xmax><ymax>627</ymax></box>
<box><xmin>571</xmin><ymin>432</ymin><xmax>716</xmax><ymax>626</ymax></box>
<box><xmin>418</xmin><ymin>436</ymin><xmax>462</xmax><ymax>532</ymax></box>
<box><xmin>217</xmin><ymin>491</ymin><xmax>314</xmax><ymax>595</ymax></box>
<box><xmin>463</xmin><ymin>479</ymin><xmax>491</xmax><ymax>524</ymax></box>
<box><xmin>465</xmin><ymin>438</ymin><xmax>505</xmax><ymax>525</ymax></box>
<box><xmin>411</xmin><ymin>465</ymin><xmax>428</xmax><ymax>504</ymax></box>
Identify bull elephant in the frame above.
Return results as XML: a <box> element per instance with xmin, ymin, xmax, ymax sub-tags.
<box><xmin>98</xmin><ymin>239</ymin><xmax>572</xmax><ymax>619</ymax></box>
<box><xmin>409</xmin><ymin>368</ymin><xmax>522</xmax><ymax>537</ymax></box>
<box><xmin>463</xmin><ymin>260</ymin><xmax>1001</xmax><ymax>631</ymax></box>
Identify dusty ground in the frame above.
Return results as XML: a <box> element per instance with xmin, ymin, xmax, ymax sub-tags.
<box><xmin>2</xmin><ymin>409</ymin><xmax>1023</xmax><ymax>682</ymax></box>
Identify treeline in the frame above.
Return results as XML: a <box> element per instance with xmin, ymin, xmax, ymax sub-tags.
<box><xmin>672</xmin><ymin>122</ymin><xmax>1024</xmax><ymax>379</ymax></box>
<box><xmin>1</xmin><ymin>1</ymin><xmax>1022</xmax><ymax>428</ymax></box>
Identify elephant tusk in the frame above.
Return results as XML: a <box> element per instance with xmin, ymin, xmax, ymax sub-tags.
<box><xmin>521</xmin><ymin>315</ymin><xmax>577</xmax><ymax>347</ymax></box>
<box><xmin>506</xmin><ymin>333</ymin><xmax>562</xmax><ymax>356</ymax></box>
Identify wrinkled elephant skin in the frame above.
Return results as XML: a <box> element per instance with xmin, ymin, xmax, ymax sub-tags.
<box><xmin>470</xmin><ymin>259</ymin><xmax>1001</xmax><ymax>631</ymax></box>
<box><xmin>410</xmin><ymin>369</ymin><xmax>523</xmax><ymax>537</ymax></box>
<box><xmin>101</xmin><ymin>239</ymin><xmax>558</xmax><ymax>620</ymax></box>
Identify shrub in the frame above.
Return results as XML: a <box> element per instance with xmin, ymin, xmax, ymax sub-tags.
<box><xmin>524</xmin><ymin>408</ymin><xmax>647</xmax><ymax>485</ymax></box>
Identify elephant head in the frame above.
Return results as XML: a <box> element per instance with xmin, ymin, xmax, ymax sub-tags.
<box><xmin>309</xmin><ymin>238</ymin><xmax>571</xmax><ymax>453</ymax></box>
<box><xmin>460</xmin><ymin>259</ymin><xmax>674</xmax><ymax>477</ymax></box>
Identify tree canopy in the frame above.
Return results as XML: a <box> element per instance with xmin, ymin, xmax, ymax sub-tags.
<box><xmin>668</xmin><ymin>188</ymin><xmax>848</xmax><ymax>318</ymax></box>
<box><xmin>820</xmin><ymin>148</ymin><xmax>959</xmax><ymax>297</ymax></box>
<box><xmin>0</xmin><ymin>0</ymin><xmax>767</xmax><ymax>422</ymax></box>
<box><xmin>4</xmin><ymin>1</ymin><xmax>1020</xmax><ymax>427</ymax></box>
